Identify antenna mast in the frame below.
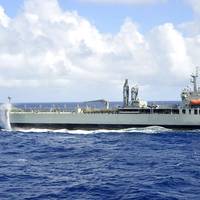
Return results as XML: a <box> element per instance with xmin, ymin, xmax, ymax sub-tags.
<box><xmin>191</xmin><ymin>67</ymin><xmax>199</xmax><ymax>93</ymax></box>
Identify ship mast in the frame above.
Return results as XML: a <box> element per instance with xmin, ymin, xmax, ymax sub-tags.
<box><xmin>191</xmin><ymin>67</ymin><xmax>199</xmax><ymax>93</ymax></box>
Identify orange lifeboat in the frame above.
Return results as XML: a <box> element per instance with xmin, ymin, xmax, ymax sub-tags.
<box><xmin>190</xmin><ymin>99</ymin><xmax>200</xmax><ymax>105</ymax></box>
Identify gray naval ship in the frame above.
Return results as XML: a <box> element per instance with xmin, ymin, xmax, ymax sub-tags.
<box><xmin>8</xmin><ymin>69</ymin><xmax>200</xmax><ymax>129</ymax></box>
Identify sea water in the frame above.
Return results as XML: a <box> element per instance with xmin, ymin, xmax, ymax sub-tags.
<box><xmin>0</xmin><ymin>103</ymin><xmax>199</xmax><ymax>199</ymax></box>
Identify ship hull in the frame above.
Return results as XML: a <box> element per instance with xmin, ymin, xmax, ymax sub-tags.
<box><xmin>9</xmin><ymin>110</ymin><xmax>200</xmax><ymax>130</ymax></box>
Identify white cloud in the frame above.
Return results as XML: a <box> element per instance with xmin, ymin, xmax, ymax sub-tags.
<box><xmin>0</xmin><ymin>0</ymin><xmax>199</xmax><ymax>101</ymax></box>
<box><xmin>78</xmin><ymin>0</ymin><xmax>166</xmax><ymax>5</ymax></box>
<box><xmin>148</xmin><ymin>23</ymin><xmax>193</xmax><ymax>81</ymax></box>
<box><xmin>0</xmin><ymin>6</ymin><xmax>10</xmax><ymax>27</ymax></box>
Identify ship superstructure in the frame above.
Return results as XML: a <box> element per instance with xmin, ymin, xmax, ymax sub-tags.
<box><xmin>181</xmin><ymin>68</ymin><xmax>200</xmax><ymax>107</ymax></box>
<box><xmin>6</xmin><ymin>68</ymin><xmax>200</xmax><ymax>129</ymax></box>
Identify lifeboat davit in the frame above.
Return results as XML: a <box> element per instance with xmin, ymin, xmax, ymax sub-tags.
<box><xmin>190</xmin><ymin>99</ymin><xmax>200</xmax><ymax>105</ymax></box>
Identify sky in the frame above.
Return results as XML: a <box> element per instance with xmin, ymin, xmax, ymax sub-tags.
<box><xmin>0</xmin><ymin>0</ymin><xmax>199</xmax><ymax>102</ymax></box>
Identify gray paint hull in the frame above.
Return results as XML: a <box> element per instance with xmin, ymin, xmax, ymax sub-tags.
<box><xmin>9</xmin><ymin>111</ymin><xmax>200</xmax><ymax>129</ymax></box>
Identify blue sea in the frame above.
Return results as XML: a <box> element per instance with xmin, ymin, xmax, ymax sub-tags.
<box><xmin>0</xmin><ymin>102</ymin><xmax>200</xmax><ymax>199</ymax></box>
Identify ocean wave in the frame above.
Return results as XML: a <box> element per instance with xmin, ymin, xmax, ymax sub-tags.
<box><xmin>0</xmin><ymin>127</ymin><xmax>199</xmax><ymax>200</ymax></box>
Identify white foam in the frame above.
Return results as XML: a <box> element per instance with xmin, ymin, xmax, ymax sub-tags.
<box><xmin>0</xmin><ymin>103</ymin><xmax>11</xmax><ymax>130</ymax></box>
<box><xmin>13</xmin><ymin>126</ymin><xmax>172</xmax><ymax>135</ymax></box>
<box><xmin>128</xmin><ymin>126</ymin><xmax>172</xmax><ymax>134</ymax></box>
<box><xmin>14</xmin><ymin>128</ymin><xmax>54</xmax><ymax>133</ymax></box>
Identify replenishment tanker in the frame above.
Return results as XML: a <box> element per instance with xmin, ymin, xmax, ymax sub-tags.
<box><xmin>7</xmin><ymin>68</ymin><xmax>200</xmax><ymax>129</ymax></box>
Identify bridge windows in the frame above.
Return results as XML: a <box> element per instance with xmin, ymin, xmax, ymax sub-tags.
<box><xmin>182</xmin><ymin>109</ymin><xmax>186</xmax><ymax>114</ymax></box>
<box><xmin>189</xmin><ymin>109</ymin><xmax>191</xmax><ymax>114</ymax></box>
<box><xmin>194</xmin><ymin>109</ymin><xmax>198</xmax><ymax>115</ymax></box>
